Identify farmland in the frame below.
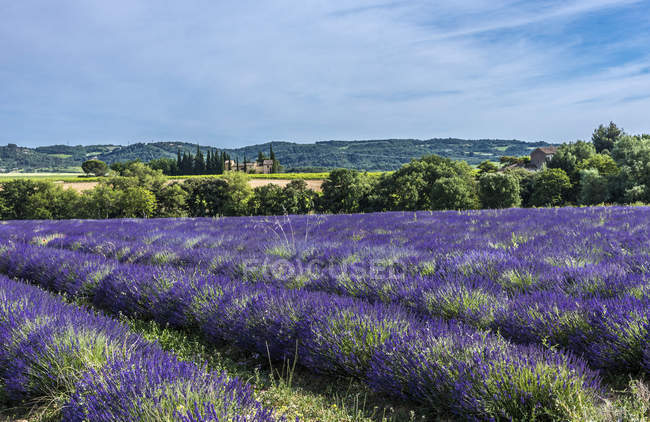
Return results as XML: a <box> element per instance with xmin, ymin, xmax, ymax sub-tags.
<box><xmin>1</xmin><ymin>207</ymin><xmax>650</xmax><ymax>420</ymax></box>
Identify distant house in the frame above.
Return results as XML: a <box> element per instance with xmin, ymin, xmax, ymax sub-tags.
<box><xmin>530</xmin><ymin>146</ymin><xmax>558</xmax><ymax>169</ymax></box>
<box><xmin>225</xmin><ymin>159</ymin><xmax>274</xmax><ymax>174</ymax></box>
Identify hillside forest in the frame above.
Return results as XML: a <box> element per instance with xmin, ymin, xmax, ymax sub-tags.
<box><xmin>0</xmin><ymin>123</ymin><xmax>648</xmax><ymax>220</ymax></box>
<box><xmin>0</xmin><ymin>138</ymin><xmax>551</xmax><ymax>173</ymax></box>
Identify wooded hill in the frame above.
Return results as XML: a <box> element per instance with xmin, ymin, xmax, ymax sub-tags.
<box><xmin>0</xmin><ymin>138</ymin><xmax>552</xmax><ymax>172</ymax></box>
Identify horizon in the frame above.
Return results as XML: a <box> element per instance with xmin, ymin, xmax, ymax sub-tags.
<box><xmin>2</xmin><ymin>1</ymin><xmax>649</xmax><ymax>147</ymax></box>
<box><xmin>5</xmin><ymin>136</ymin><xmax>554</xmax><ymax>150</ymax></box>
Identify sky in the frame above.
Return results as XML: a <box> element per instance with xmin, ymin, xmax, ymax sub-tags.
<box><xmin>1</xmin><ymin>0</ymin><xmax>649</xmax><ymax>148</ymax></box>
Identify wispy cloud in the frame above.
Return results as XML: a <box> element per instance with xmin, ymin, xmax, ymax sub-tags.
<box><xmin>0</xmin><ymin>0</ymin><xmax>648</xmax><ymax>146</ymax></box>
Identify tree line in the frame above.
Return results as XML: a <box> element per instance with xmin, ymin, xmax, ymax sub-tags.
<box><xmin>143</xmin><ymin>145</ymin><xmax>280</xmax><ymax>176</ymax></box>
<box><xmin>1</xmin><ymin>123</ymin><xmax>648</xmax><ymax>220</ymax></box>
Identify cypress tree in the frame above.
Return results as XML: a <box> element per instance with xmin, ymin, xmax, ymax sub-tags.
<box><xmin>206</xmin><ymin>150</ymin><xmax>212</xmax><ymax>173</ymax></box>
<box><xmin>270</xmin><ymin>144</ymin><xmax>279</xmax><ymax>173</ymax></box>
<box><xmin>180</xmin><ymin>152</ymin><xmax>190</xmax><ymax>175</ymax></box>
<box><xmin>194</xmin><ymin>146</ymin><xmax>205</xmax><ymax>174</ymax></box>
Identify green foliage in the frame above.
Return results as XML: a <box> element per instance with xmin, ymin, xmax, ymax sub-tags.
<box><xmin>223</xmin><ymin>171</ymin><xmax>253</xmax><ymax>215</ymax></box>
<box><xmin>252</xmin><ymin>184</ymin><xmax>285</xmax><ymax>215</ymax></box>
<box><xmin>477</xmin><ymin>160</ymin><xmax>499</xmax><ymax>174</ymax></box>
<box><xmin>547</xmin><ymin>141</ymin><xmax>595</xmax><ymax>203</ymax></box>
<box><xmin>251</xmin><ymin>180</ymin><xmax>317</xmax><ymax>215</ymax></box>
<box><xmin>148</xmin><ymin>157</ymin><xmax>178</xmax><ymax>175</ymax></box>
<box><xmin>81</xmin><ymin>159</ymin><xmax>108</xmax><ymax>177</ymax></box>
<box><xmin>578</xmin><ymin>153</ymin><xmax>618</xmax><ymax>175</ymax></box>
<box><xmin>592</xmin><ymin>121</ymin><xmax>623</xmax><ymax>153</ymax></box>
<box><xmin>0</xmin><ymin>180</ymin><xmax>82</xmax><ymax>220</ymax></box>
<box><xmin>500</xmin><ymin>156</ymin><xmax>530</xmax><ymax>166</ymax></box>
<box><xmin>155</xmin><ymin>182</ymin><xmax>188</xmax><ymax>217</ymax></box>
<box><xmin>320</xmin><ymin>169</ymin><xmax>373</xmax><ymax>213</ymax></box>
<box><xmin>184</xmin><ymin>178</ymin><xmax>231</xmax><ymax>217</ymax></box>
<box><xmin>0</xmin><ymin>139</ymin><xmax>551</xmax><ymax>173</ymax></box>
<box><xmin>0</xmin><ymin>180</ymin><xmax>41</xmax><ymax>219</ymax></box>
<box><xmin>107</xmin><ymin>161</ymin><xmax>166</xmax><ymax>193</ymax></box>
<box><xmin>610</xmin><ymin>135</ymin><xmax>650</xmax><ymax>203</ymax></box>
<box><xmin>118</xmin><ymin>187</ymin><xmax>157</xmax><ymax>218</ymax></box>
<box><xmin>375</xmin><ymin>154</ymin><xmax>478</xmax><ymax>211</ymax></box>
<box><xmin>281</xmin><ymin>180</ymin><xmax>317</xmax><ymax>214</ymax></box>
<box><xmin>430</xmin><ymin>176</ymin><xmax>479</xmax><ymax>210</ymax></box>
<box><xmin>80</xmin><ymin>184</ymin><xmax>124</xmax><ymax>219</ymax></box>
<box><xmin>530</xmin><ymin>168</ymin><xmax>572</xmax><ymax>207</ymax></box>
<box><xmin>478</xmin><ymin>172</ymin><xmax>521</xmax><ymax>209</ymax></box>
<box><xmin>579</xmin><ymin>169</ymin><xmax>609</xmax><ymax>205</ymax></box>
<box><xmin>505</xmin><ymin>168</ymin><xmax>536</xmax><ymax>207</ymax></box>
<box><xmin>2</xmin><ymin>122</ymin><xmax>650</xmax><ymax>220</ymax></box>
<box><xmin>25</xmin><ymin>184</ymin><xmax>81</xmax><ymax>219</ymax></box>
<box><xmin>184</xmin><ymin>172</ymin><xmax>252</xmax><ymax>217</ymax></box>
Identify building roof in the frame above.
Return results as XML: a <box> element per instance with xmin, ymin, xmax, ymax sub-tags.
<box><xmin>534</xmin><ymin>146</ymin><xmax>558</xmax><ymax>155</ymax></box>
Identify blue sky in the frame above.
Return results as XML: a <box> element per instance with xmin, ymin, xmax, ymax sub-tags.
<box><xmin>1</xmin><ymin>0</ymin><xmax>649</xmax><ymax>147</ymax></box>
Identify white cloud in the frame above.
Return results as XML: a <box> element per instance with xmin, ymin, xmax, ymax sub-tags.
<box><xmin>0</xmin><ymin>0</ymin><xmax>648</xmax><ymax>146</ymax></box>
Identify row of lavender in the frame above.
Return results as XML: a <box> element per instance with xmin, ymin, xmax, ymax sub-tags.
<box><xmin>4</xmin><ymin>207</ymin><xmax>650</xmax><ymax>376</ymax></box>
<box><xmin>0</xmin><ymin>241</ymin><xmax>603</xmax><ymax>420</ymax></box>
<box><xmin>0</xmin><ymin>274</ymin><xmax>279</xmax><ymax>421</ymax></box>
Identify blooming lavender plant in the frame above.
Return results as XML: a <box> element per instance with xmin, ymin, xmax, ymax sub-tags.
<box><xmin>0</xmin><ymin>275</ymin><xmax>281</xmax><ymax>421</ymax></box>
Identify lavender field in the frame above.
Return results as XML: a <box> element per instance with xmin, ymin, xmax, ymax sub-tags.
<box><xmin>1</xmin><ymin>207</ymin><xmax>650</xmax><ymax>421</ymax></box>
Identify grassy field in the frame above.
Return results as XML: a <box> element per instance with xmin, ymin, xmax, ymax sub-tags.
<box><xmin>0</xmin><ymin>172</ymin><xmax>341</xmax><ymax>183</ymax></box>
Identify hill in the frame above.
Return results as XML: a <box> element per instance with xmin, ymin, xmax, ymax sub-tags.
<box><xmin>0</xmin><ymin>138</ymin><xmax>552</xmax><ymax>172</ymax></box>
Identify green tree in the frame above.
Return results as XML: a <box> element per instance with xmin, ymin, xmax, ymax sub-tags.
<box><xmin>377</xmin><ymin>154</ymin><xmax>478</xmax><ymax>211</ymax></box>
<box><xmin>609</xmin><ymin>135</ymin><xmax>650</xmax><ymax>203</ymax></box>
<box><xmin>478</xmin><ymin>172</ymin><xmax>521</xmax><ymax>209</ymax></box>
<box><xmin>184</xmin><ymin>172</ymin><xmax>252</xmax><ymax>216</ymax></box>
<box><xmin>505</xmin><ymin>168</ymin><xmax>536</xmax><ymax>207</ymax></box>
<box><xmin>477</xmin><ymin>160</ymin><xmax>499</xmax><ymax>175</ymax></box>
<box><xmin>25</xmin><ymin>184</ymin><xmax>81</xmax><ymax>219</ymax></box>
<box><xmin>0</xmin><ymin>180</ymin><xmax>82</xmax><ymax>220</ymax></box>
<box><xmin>117</xmin><ymin>187</ymin><xmax>156</xmax><ymax>218</ymax></box>
<box><xmin>577</xmin><ymin>153</ymin><xmax>618</xmax><ymax>176</ymax></box>
<box><xmin>81</xmin><ymin>159</ymin><xmax>109</xmax><ymax>176</ymax></box>
<box><xmin>194</xmin><ymin>146</ymin><xmax>205</xmax><ymax>174</ymax></box>
<box><xmin>223</xmin><ymin>171</ymin><xmax>252</xmax><ymax>215</ymax></box>
<box><xmin>251</xmin><ymin>184</ymin><xmax>285</xmax><ymax>215</ymax></box>
<box><xmin>184</xmin><ymin>178</ymin><xmax>230</xmax><ymax>217</ymax></box>
<box><xmin>107</xmin><ymin>161</ymin><xmax>166</xmax><ymax>194</ymax></box>
<box><xmin>270</xmin><ymin>144</ymin><xmax>280</xmax><ymax>173</ymax></box>
<box><xmin>257</xmin><ymin>151</ymin><xmax>266</xmax><ymax>164</ymax></box>
<box><xmin>500</xmin><ymin>156</ymin><xmax>530</xmax><ymax>166</ymax></box>
<box><xmin>0</xmin><ymin>180</ymin><xmax>40</xmax><ymax>219</ymax></box>
<box><xmin>530</xmin><ymin>168</ymin><xmax>572</xmax><ymax>207</ymax></box>
<box><xmin>320</xmin><ymin>169</ymin><xmax>373</xmax><ymax>213</ymax></box>
<box><xmin>578</xmin><ymin>169</ymin><xmax>609</xmax><ymax>205</ymax></box>
<box><xmin>373</xmin><ymin>167</ymin><xmax>425</xmax><ymax>211</ymax></box>
<box><xmin>155</xmin><ymin>182</ymin><xmax>188</xmax><ymax>217</ymax></box>
<box><xmin>592</xmin><ymin>121</ymin><xmax>623</xmax><ymax>153</ymax></box>
<box><xmin>149</xmin><ymin>158</ymin><xmax>178</xmax><ymax>175</ymax></box>
<box><xmin>79</xmin><ymin>185</ymin><xmax>123</xmax><ymax>219</ymax></box>
<box><xmin>282</xmin><ymin>180</ymin><xmax>317</xmax><ymax>214</ymax></box>
<box><xmin>548</xmin><ymin>141</ymin><xmax>595</xmax><ymax>202</ymax></box>
<box><xmin>430</xmin><ymin>176</ymin><xmax>479</xmax><ymax>210</ymax></box>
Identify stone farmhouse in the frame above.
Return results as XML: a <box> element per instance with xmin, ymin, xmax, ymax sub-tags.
<box><xmin>225</xmin><ymin>159</ymin><xmax>274</xmax><ymax>174</ymax></box>
<box><xmin>530</xmin><ymin>146</ymin><xmax>558</xmax><ymax>169</ymax></box>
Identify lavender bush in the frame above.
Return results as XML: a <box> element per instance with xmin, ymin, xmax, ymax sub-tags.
<box><xmin>0</xmin><ymin>275</ymin><xmax>280</xmax><ymax>421</ymax></box>
<box><xmin>1</xmin><ymin>206</ymin><xmax>648</xmax><ymax>419</ymax></box>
